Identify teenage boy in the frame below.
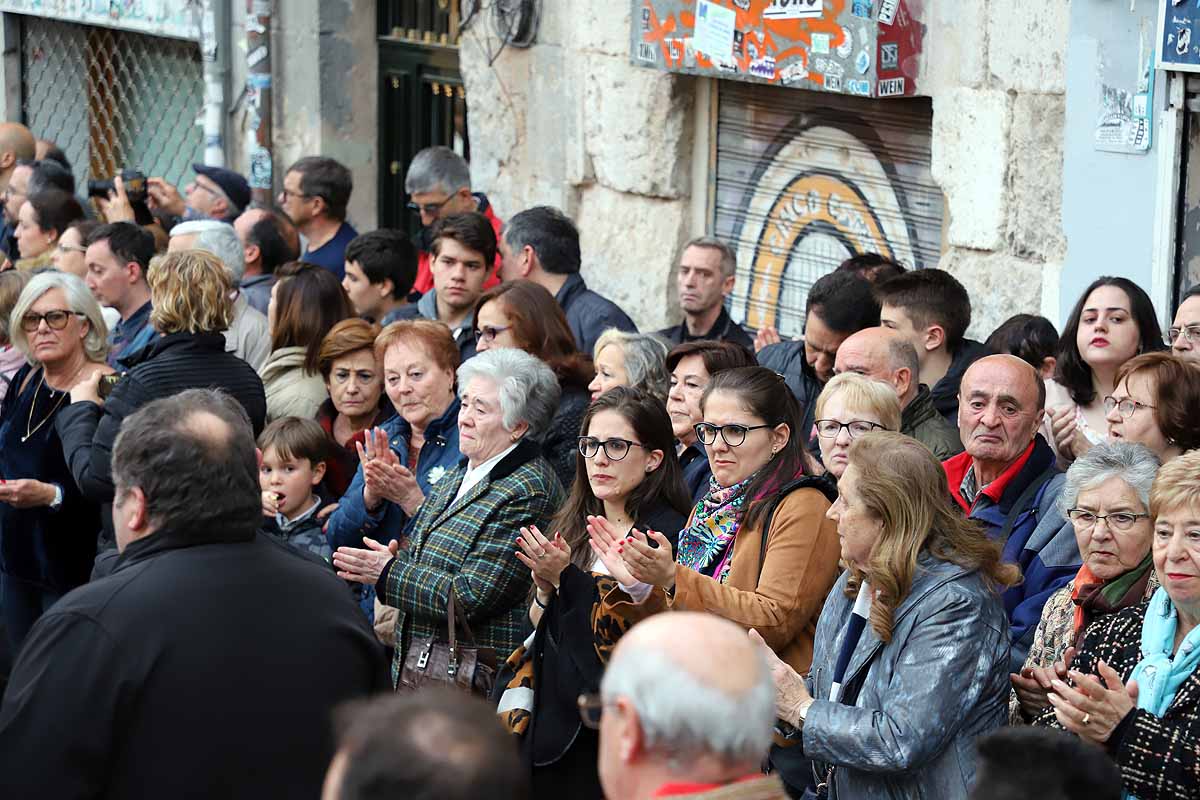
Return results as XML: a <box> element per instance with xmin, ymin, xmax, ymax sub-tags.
<box><xmin>342</xmin><ymin>229</ymin><xmax>418</xmax><ymax>326</ymax></box>
<box><xmin>258</xmin><ymin>417</ymin><xmax>331</xmax><ymax>562</ymax></box>
<box><xmin>874</xmin><ymin>268</ymin><xmax>991</xmax><ymax>424</ymax></box>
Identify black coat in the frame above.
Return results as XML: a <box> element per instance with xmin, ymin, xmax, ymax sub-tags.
<box><xmin>0</xmin><ymin>522</ymin><xmax>389</xmax><ymax>799</ymax></box>
<box><xmin>656</xmin><ymin>306</ymin><xmax>755</xmax><ymax>352</ymax></box>
<box><xmin>523</xmin><ymin>500</ymin><xmax>687</xmax><ymax>800</ymax></box>
<box><xmin>56</xmin><ymin>332</ymin><xmax>268</xmax><ymax>546</ymax></box>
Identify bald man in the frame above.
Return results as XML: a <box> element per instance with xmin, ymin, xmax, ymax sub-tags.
<box><xmin>942</xmin><ymin>354</ymin><xmax>1078</xmax><ymax>670</ymax></box>
<box><xmin>835</xmin><ymin>327</ymin><xmax>963</xmax><ymax>459</ymax></box>
<box><xmin>596</xmin><ymin>612</ymin><xmax>787</xmax><ymax>800</ymax></box>
<box><xmin>0</xmin><ymin>122</ymin><xmax>36</xmax><ymax>258</ymax></box>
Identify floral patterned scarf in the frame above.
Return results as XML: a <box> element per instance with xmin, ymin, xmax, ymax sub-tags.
<box><xmin>675</xmin><ymin>471</ymin><xmax>757</xmax><ymax>584</ymax></box>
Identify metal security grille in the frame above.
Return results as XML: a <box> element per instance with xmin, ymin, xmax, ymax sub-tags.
<box><xmin>20</xmin><ymin>15</ymin><xmax>205</xmax><ymax>189</ymax></box>
<box><xmin>715</xmin><ymin>82</ymin><xmax>944</xmax><ymax>338</ymax></box>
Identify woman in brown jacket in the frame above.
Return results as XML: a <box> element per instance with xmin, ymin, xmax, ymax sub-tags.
<box><xmin>598</xmin><ymin>366</ymin><xmax>842</xmax><ymax>676</ymax></box>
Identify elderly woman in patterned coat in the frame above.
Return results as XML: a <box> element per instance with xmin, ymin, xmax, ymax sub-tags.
<box><xmin>1035</xmin><ymin>449</ymin><xmax>1200</xmax><ymax>799</ymax></box>
<box><xmin>1010</xmin><ymin>441</ymin><xmax>1161</xmax><ymax>724</ymax></box>
<box><xmin>333</xmin><ymin>348</ymin><xmax>565</xmax><ymax>684</ymax></box>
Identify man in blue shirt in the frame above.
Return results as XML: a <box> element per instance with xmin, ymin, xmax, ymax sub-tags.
<box><xmin>83</xmin><ymin>222</ymin><xmax>156</xmax><ymax>369</ymax></box>
<box><xmin>278</xmin><ymin>157</ymin><xmax>357</xmax><ymax>279</ymax></box>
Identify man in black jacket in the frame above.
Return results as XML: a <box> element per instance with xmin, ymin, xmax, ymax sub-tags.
<box><xmin>0</xmin><ymin>390</ymin><xmax>388</xmax><ymax>799</ymax></box>
<box><xmin>656</xmin><ymin>236</ymin><xmax>754</xmax><ymax>351</ymax></box>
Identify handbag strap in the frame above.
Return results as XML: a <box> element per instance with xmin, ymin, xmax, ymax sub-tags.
<box><xmin>446</xmin><ymin>584</ymin><xmax>480</xmax><ymax>645</ymax></box>
<box><xmin>756</xmin><ymin>475</ymin><xmax>838</xmax><ymax>587</ymax></box>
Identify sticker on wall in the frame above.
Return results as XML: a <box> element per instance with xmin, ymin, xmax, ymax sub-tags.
<box><xmin>812</xmin><ymin>32</ymin><xmax>831</xmax><ymax>54</ymax></box>
<box><xmin>855</xmin><ymin>50</ymin><xmax>870</xmax><ymax>73</ymax></box>
<box><xmin>812</xmin><ymin>56</ymin><xmax>845</xmax><ymax>77</ymax></box>
<box><xmin>847</xmin><ymin>79</ymin><xmax>872</xmax><ymax>95</ymax></box>
<box><xmin>825</xmin><ymin>74</ymin><xmax>843</xmax><ymax>91</ymax></box>
<box><xmin>880</xmin><ymin>42</ymin><xmax>899</xmax><ymax>71</ymax></box>
<box><xmin>734</xmin><ymin>29</ymin><xmax>745</xmax><ymax>55</ymax></box>
<box><xmin>1095</xmin><ymin>48</ymin><xmax>1155</xmax><ymax>154</ymax></box>
<box><xmin>641</xmin><ymin>6</ymin><xmax>651</xmax><ymax>31</ymax></box>
<box><xmin>750</xmin><ymin>56</ymin><xmax>778</xmax><ymax>79</ymax></box>
<box><xmin>780</xmin><ymin>61</ymin><xmax>809</xmax><ymax>85</ymax></box>
<box><xmin>694</xmin><ymin>0</ymin><xmax>736</xmax><ymax>60</ymax></box>
<box><xmin>837</xmin><ymin>29</ymin><xmax>854</xmax><ymax>57</ymax></box>
<box><xmin>878</xmin><ymin>0</ymin><xmax>899</xmax><ymax>26</ymax></box>
<box><xmin>851</xmin><ymin>0</ymin><xmax>873</xmax><ymax>17</ymax></box>
<box><xmin>877</xmin><ymin>77</ymin><xmax>905</xmax><ymax>96</ymax></box>
<box><xmin>732</xmin><ymin>0</ymin><xmax>751</xmax><ymax>9</ymax></box>
<box><xmin>763</xmin><ymin>0</ymin><xmax>823</xmax><ymax>20</ymax></box>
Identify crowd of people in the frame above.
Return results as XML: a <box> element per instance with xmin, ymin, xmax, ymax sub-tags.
<box><xmin>0</xmin><ymin>116</ymin><xmax>1197</xmax><ymax>800</ymax></box>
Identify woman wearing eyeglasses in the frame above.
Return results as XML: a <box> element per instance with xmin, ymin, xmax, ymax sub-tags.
<box><xmin>811</xmin><ymin>373</ymin><xmax>902</xmax><ymax>481</ymax></box>
<box><xmin>1103</xmin><ymin>352</ymin><xmax>1200</xmax><ymax>463</ymax></box>
<box><xmin>0</xmin><ymin>272</ymin><xmax>110</xmax><ymax>648</ymax></box>
<box><xmin>596</xmin><ymin>367</ymin><xmax>840</xmax><ymax>683</ymax></box>
<box><xmin>1009</xmin><ymin>441</ymin><xmax>1162</xmax><ymax>725</ymax></box>
<box><xmin>473</xmin><ymin>280</ymin><xmax>594</xmax><ymax>489</ymax></box>
<box><xmin>498</xmin><ymin>386</ymin><xmax>690</xmax><ymax>799</ymax></box>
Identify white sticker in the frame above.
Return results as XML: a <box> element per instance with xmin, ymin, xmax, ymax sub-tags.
<box><xmin>877</xmin><ymin>77</ymin><xmax>905</xmax><ymax>96</ymax></box>
<box><xmin>694</xmin><ymin>0</ymin><xmax>737</xmax><ymax>60</ymax></box>
<box><xmin>780</xmin><ymin>61</ymin><xmax>810</xmax><ymax>85</ymax></box>
<box><xmin>812</xmin><ymin>33</ymin><xmax>831</xmax><ymax>54</ymax></box>
<box><xmin>764</xmin><ymin>0</ymin><xmax>823</xmax><ymax>19</ymax></box>
<box><xmin>836</xmin><ymin>29</ymin><xmax>853</xmax><ymax>58</ymax></box>
<box><xmin>749</xmin><ymin>56</ymin><xmax>778</xmax><ymax>79</ymax></box>
<box><xmin>637</xmin><ymin>42</ymin><xmax>657</xmax><ymax>63</ymax></box>
<box><xmin>825</xmin><ymin>74</ymin><xmax>843</xmax><ymax>91</ymax></box>
<box><xmin>878</xmin><ymin>0</ymin><xmax>899</xmax><ymax>25</ymax></box>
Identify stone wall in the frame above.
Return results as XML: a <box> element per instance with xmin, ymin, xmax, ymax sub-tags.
<box><xmin>920</xmin><ymin>0</ymin><xmax>1071</xmax><ymax>338</ymax></box>
<box><xmin>460</xmin><ymin>1</ymin><xmax>696</xmax><ymax>332</ymax></box>
<box><xmin>460</xmin><ymin>0</ymin><xmax>1074</xmax><ymax>338</ymax></box>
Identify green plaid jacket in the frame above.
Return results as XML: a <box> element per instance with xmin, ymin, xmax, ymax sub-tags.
<box><xmin>380</xmin><ymin>438</ymin><xmax>565</xmax><ymax>685</ymax></box>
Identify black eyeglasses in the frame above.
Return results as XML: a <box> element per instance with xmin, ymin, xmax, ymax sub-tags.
<box><xmin>578</xmin><ymin>436</ymin><xmax>646</xmax><ymax>461</ymax></box>
<box><xmin>814</xmin><ymin>419</ymin><xmax>884</xmax><ymax>439</ymax></box>
<box><xmin>474</xmin><ymin>324</ymin><xmax>511</xmax><ymax>344</ymax></box>
<box><xmin>693</xmin><ymin>422</ymin><xmax>772</xmax><ymax>447</ymax></box>
<box><xmin>20</xmin><ymin>309</ymin><xmax>85</xmax><ymax>332</ymax></box>
<box><xmin>1102</xmin><ymin>395</ymin><xmax>1155</xmax><ymax>419</ymax></box>
<box><xmin>407</xmin><ymin>195</ymin><xmax>455</xmax><ymax>216</ymax></box>
<box><xmin>278</xmin><ymin>188</ymin><xmax>312</xmax><ymax>201</ymax></box>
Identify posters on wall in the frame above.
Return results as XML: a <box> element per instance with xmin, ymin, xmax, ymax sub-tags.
<box><xmin>1095</xmin><ymin>48</ymin><xmax>1154</xmax><ymax>154</ymax></box>
<box><xmin>1158</xmin><ymin>0</ymin><xmax>1200</xmax><ymax>72</ymax></box>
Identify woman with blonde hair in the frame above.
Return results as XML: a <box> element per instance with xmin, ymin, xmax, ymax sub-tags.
<box><xmin>0</xmin><ymin>272</ymin><xmax>110</xmax><ymax>646</ymax></box>
<box><xmin>812</xmin><ymin>372</ymin><xmax>902</xmax><ymax>480</ymax></box>
<box><xmin>587</xmin><ymin>328</ymin><xmax>670</xmax><ymax>402</ymax></box>
<box><xmin>757</xmin><ymin>431</ymin><xmax>1019</xmax><ymax>799</ymax></box>
<box><xmin>57</xmin><ymin>249</ymin><xmax>267</xmax><ymax>551</ymax></box>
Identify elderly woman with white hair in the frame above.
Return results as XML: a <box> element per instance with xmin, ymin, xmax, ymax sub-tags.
<box><xmin>0</xmin><ymin>272</ymin><xmax>111</xmax><ymax>648</ymax></box>
<box><xmin>334</xmin><ymin>348</ymin><xmax>567</xmax><ymax>686</ymax></box>
<box><xmin>169</xmin><ymin>218</ymin><xmax>271</xmax><ymax>369</ymax></box>
<box><xmin>587</xmin><ymin>329</ymin><xmax>670</xmax><ymax>402</ymax></box>
<box><xmin>1010</xmin><ymin>441</ymin><xmax>1162</xmax><ymax>724</ymax></box>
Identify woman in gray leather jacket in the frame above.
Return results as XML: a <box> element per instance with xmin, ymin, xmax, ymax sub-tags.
<box><xmin>754</xmin><ymin>431</ymin><xmax>1020</xmax><ymax>799</ymax></box>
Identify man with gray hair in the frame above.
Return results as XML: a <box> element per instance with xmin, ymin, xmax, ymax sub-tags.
<box><xmin>0</xmin><ymin>389</ymin><xmax>387</xmax><ymax>798</ymax></box>
<box><xmin>170</xmin><ymin>219</ymin><xmax>270</xmax><ymax>369</ymax></box>
<box><xmin>657</xmin><ymin>237</ymin><xmax>754</xmax><ymax>351</ymax></box>
<box><xmin>405</xmin><ymin>145</ymin><xmax>503</xmax><ymax>295</ymax></box>
<box><xmin>834</xmin><ymin>326</ymin><xmax>963</xmax><ymax>459</ymax></box>
<box><xmin>592</xmin><ymin>612</ymin><xmax>787</xmax><ymax>800</ymax></box>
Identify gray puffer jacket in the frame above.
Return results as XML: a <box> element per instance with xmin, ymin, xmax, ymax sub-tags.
<box><xmin>799</xmin><ymin>556</ymin><xmax>1010</xmax><ymax>800</ymax></box>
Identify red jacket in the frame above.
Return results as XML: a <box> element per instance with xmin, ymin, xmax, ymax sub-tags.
<box><xmin>412</xmin><ymin>194</ymin><xmax>503</xmax><ymax>295</ymax></box>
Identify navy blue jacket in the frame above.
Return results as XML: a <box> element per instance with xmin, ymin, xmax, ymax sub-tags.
<box><xmin>554</xmin><ymin>273</ymin><xmax>637</xmax><ymax>357</ymax></box>
<box><xmin>679</xmin><ymin>441</ymin><xmax>712</xmax><ymax>505</ymax></box>
<box><xmin>325</xmin><ymin>397</ymin><xmax>462</xmax><ymax>549</ymax></box>
<box><xmin>944</xmin><ymin>435</ymin><xmax>1080</xmax><ymax>671</ymax></box>
<box><xmin>755</xmin><ymin>340</ymin><xmax>820</xmax><ymax>453</ymax></box>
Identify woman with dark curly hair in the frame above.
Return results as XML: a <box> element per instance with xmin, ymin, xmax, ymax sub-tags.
<box><xmin>473</xmin><ymin>279</ymin><xmax>594</xmax><ymax>487</ymax></box>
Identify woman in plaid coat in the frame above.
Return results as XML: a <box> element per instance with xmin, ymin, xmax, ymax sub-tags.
<box><xmin>334</xmin><ymin>348</ymin><xmax>566</xmax><ymax>684</ymax></box>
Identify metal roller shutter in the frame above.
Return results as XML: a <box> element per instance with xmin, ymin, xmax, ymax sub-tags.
<box><xmin>714</xmin><ymin>81</ymin><xmax>945</xmax><ymax>337</ymax></box>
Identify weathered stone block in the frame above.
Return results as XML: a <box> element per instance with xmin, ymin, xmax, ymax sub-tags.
<box><xmin>940</xmin><ymin>248</ymin><xmax>1047</xmax><ymax>341</ymax></box>
<box><xmin>921</xmin><ymin>0</ymin><xmax>988</xmax><ymax>91</ymax></box>
<box><xmin>931</xmin><ymin>88</ymin><xmax>1010</xmax><ymax>251</ymax></box>
<box><xmin>576</xmin><ymin>184</ymin><xmax>690</xmax><ymax>330</ymax></box>
<box><xmin>461</xmin><ymin>26</ymin><xmax>530</xmax><ymax>213</ymax></box>
<box><xmin>573</xmin><ymin>2</ymin><xmax>635</xmax><ymax>58</ymax></box>
<box><xmin>583</xmin><ymin>54</ymin><xmax>692</xmax><ymax>199</ymax></box>
<box><xmin>1007</xmin><ymin>93</ymin><xmax>1067</xmax><ymax>261</ymax></box>
<box><xmin>987</xmin><ymin>0</ymin><xmax>1069</xmax><ymax>93</ymax></box>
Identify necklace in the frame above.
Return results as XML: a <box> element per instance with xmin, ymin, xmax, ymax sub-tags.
<box><xmin>23</xmin><ymin>365</ymin><xmax>83</xmax><ymax>443</ymax></box>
